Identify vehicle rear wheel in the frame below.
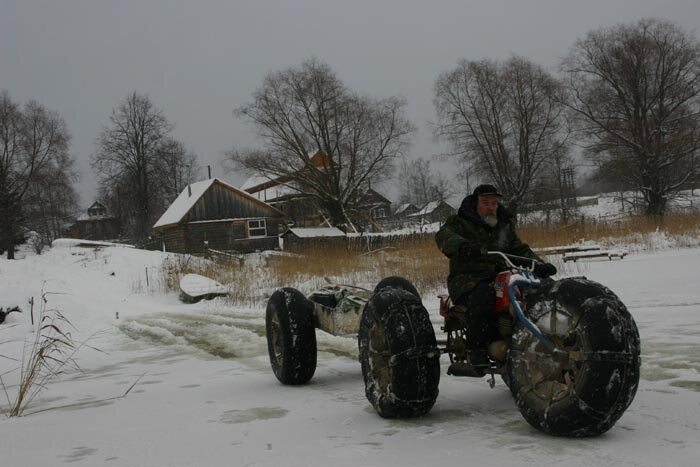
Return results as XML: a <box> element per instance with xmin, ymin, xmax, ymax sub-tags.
<box><xmin>373</xmin><ymin>276</ymin><xmax>421</xmax><ymax>300</ymax></box>
<box><xmin>358</xmin><ymin>287</ymin><xmax>440</xmax><ymax>418</ymax></box>
<box><xmin>266</xmin><ymin>287</ymin><xmax>317</xmax><ymax>385</ymax></box>
<box><xmin>508</xmin><ymin>278</ymin><xmax>640</xmax><ymax>437</ymax></box>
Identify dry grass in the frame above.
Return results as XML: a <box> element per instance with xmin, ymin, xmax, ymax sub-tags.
<box><xmin>0</xmin><ymin>293</ymin><xmax>84</xmax><ymax>417</ymax></box>
<box><xmin>267</xmin><ymin>240</ymin><xmax>448</xmax><ymax>295</ymax></box>
<box><xmin>159</xmin><ymin>213</ymin><xmax>700</xmax><ymax>306</ymax></box>
<box><xmin>519</xmin><ymin>213</ymin><xmax>700</xmax><ymax>249</ymax></box>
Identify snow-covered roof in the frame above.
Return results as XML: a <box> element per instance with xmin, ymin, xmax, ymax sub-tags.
<box><xmin>410</xmin><ymin>201</ymin><xmax>441</xmax><ymax>217</ymax></box>
<box><xmin>153</xmin><ymin>179</ymin><xmax>216</xmax><ymax>228</ymax></box>
<box><xmin>283</xmin><ymin>227</ymin><xmax>346</xmax><ymax>238</ymax></box>
<box><xmin>249</xmin><ymin>182</ymin><xmax>298</xmax><ymax>202</ymax></box>
<box><xmin>241</xmin><ymin>151</ymin><xmax>331</xmax><ymax>194</ymax></box>
<box><xmin>394</xmin><ymin>203</ymin><xmax>416</xmax><ymax>215</ymax></box>
<box><xmin>51</xmin><ymin>238</ymin><xmax>134</xmax><ymax>248</ymax></box>
<box><xmin>240</xmin><ymin>175</ymin><xmax>276</xmax><ymax>191</ymax></box>
<box><xmin>76</xmin><ymin>213</ymin><xmax>114</xmax><ymax>221</ymax></box>
<box><xmin>153</xmin><ymin>178</ymin><xmax>282</xmax><ymax>229</ymax></box>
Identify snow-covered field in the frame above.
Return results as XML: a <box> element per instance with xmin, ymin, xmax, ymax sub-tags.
<box><xmin>1</xmin><ymin>242</ymin><xmax>699</xmax><ymax>466</ymax></box>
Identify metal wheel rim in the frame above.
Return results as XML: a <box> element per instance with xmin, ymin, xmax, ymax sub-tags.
<box><xmin>269</xmin><ymin>311</ymin><xmax>284</xmax><ymax>365</ymax></box>
<box><xmin>368</xmin><ymin>323</ymin><xmax>392</xmax><ymax>393</ymax></box>
<box><xmin>518</xmin><ymin>311</ymin><xmax>583</xmax><ymax>404</ymax></box>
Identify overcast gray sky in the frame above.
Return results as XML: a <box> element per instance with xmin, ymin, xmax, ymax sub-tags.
<box><xmin>2</xmin><ymin>0</ymin><xmax>699</xmax><ymax>207</ymax></box>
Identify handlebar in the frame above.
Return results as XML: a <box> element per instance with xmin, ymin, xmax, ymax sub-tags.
<box><xmin>487</xmin><ymin>252</ymin><xmax>557</xmax><ymax>352</ymax></box>
<box><xmin>485</xmin><ymin>251</ymin><xmax>538</xmax><ymax>271</ymax></box>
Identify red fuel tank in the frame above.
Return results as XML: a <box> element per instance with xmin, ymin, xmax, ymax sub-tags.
<box><xmin>493</xmin><ymin>271</ymin><xmax>521</xmax><ymax>313</ymax></box>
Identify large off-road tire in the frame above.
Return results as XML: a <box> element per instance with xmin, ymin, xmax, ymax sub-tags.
<box><xmin>358</xmin><ymin>287</ymin><xmax>440</xmax><ymax>418</ymax></box>
<box><xmin>373</xmin><ymin>276</ymin><xmax>421</xmax><ymax>300</ymax></box>
<box><xmin>508</xmin><ymin>277</ymin><xmax>640</xmax><ymax>437</ymax></box>
<box><xmin>266</xmin><ymin>287</ymin><xmax>317</xmax><ymax>385</ymax></box>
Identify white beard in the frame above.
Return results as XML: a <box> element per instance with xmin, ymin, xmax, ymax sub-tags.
<box><xmin>483</xmin><ymin>215</ymin><xmax>498</xmax><ymax>227</ymax></box>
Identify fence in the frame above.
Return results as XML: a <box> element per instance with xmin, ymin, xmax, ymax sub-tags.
<box><xmin>282</xmin><ymin>231</ymin><xmax>435</xmax><ymax>253</ymax></box>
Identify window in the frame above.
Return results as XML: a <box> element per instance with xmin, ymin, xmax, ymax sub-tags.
<box><xmin>374</xmin><ymin>207</ymin><xmax>388</xmax><ymax>219</ymax></box>
<box><xmin>247</xmin><ymin>219</ymin><xmax>267</xmax><ymax>238</ymax></box>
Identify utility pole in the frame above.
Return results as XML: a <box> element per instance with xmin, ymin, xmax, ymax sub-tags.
<box><xmin>559</xmin><ymin>167</ymin><xmax>576</xmax><ymax>222</ymax></box>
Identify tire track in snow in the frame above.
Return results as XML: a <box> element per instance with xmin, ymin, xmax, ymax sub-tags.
<box><xmin>118</xmin><ymin>310</ymin><xmax>360</xmax><ymax>362</ymax></box>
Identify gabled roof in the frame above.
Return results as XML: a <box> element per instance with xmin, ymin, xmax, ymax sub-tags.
<box><xmin>242</xmin><ymin>150</ymin><xmax>332</xmax><ymax>194</ymax></box>
<box><xmin>394</xmin><ymin>203</ymin><xmax>418</xmax><ymax>215</ymax></box>
<box><xmin>153</xmin><ymin>178</ymin><xmax>284</xmax><ymax>229</ymax></box>
<box><xmin>240</xmin><ymin>175</ymin><xmax>275</xmax><ymax>191</ymax></box>
<box><xmin>409</xmin><ymin>200</ymin><xmax>453</xmax><ymax>217</ymax></box>
<box><xmin>360</xmin><ymin>188</ymin><xmax>392</xmax><ymax>205</ymax></box>
<box><xmin>247</xmin><ymin>180</ymin><xmax>299</xmax><ymax>203</ymax></box>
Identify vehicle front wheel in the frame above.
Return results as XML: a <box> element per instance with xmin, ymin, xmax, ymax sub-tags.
<box><xmin>508</xmin><ymin>278</ymin><xmax>641</xmax><ymax>437</ymax></box>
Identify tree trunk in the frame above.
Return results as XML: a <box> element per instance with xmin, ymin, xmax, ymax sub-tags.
<box><xmin>645</xmin><ymin>191</ymin><xmax>667</xmax><ymax>218</ymax></box>
<box><xmin>320</xmin><ymin>199</ymin><xmax>355</xmax><ymax>231</ymax></box>
<box><xmin>5</xmin><ymin>238</ymin><xmax>14</xmax><ymax>260</ymax></box>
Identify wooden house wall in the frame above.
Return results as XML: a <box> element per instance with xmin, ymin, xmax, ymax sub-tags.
<box><xmin>271</xmin><ymin>197</ymin><xmax>322</xmax><ymax>227</ymax></box>
<box><xmin>160</xmin><ymin>216</ymin><xmax>285</xmax><ymax>254</ymax></box>
<box><xmin>427</xmin><ymin>203</ymin><xmax>456</xmax><ymax>223</ymax></box>
<box><xmin>70</xmin><ymin>218</ymin><xmax>120</xmax><ymax>240</ymax></box>
<box><xmin>159</xmin><ymin>225</ymin><xmax>188</xmax><ymax>253</ymax></box>
<box><xmin>183</xmin><ymin>183</ymin><xmax>281</xmax><ymax>223</ymax></box>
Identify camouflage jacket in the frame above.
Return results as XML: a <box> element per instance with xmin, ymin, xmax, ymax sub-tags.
<box><xmin>435</xmin><ymin>194</ymin><xmax>540</xmax><ymax>301</ymax></box>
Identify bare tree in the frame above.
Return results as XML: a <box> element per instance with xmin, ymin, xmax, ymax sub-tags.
<box><xmin>433</xmin><ymin>56</ymin><xmax>567</xmax><ymax>213</ymax></box>
<box><xmin>227</xmin><ymin>58</ymin><xmax>415</xmax><ymax>227</ymax></box>
<box><xmin>23</xmin><ymin>149</ymin><xmax>79</xmax><ymax>247</ymax></box>
<box><xmin>152</xmin><ymin>138</ymin><xmax>201</xmax><ymax>207</ymax></box>
<box><xmin>562</xmin><ymin>18</ymin><xmax>700</xmax><ymax>217</ymax></box>
<box><xmin>93</xmin><ymin>92</ymin><xmax>179</xmax><ymax>241</ymax></box>
<box><xmin>396</xmin><ymin>157</ymin><xmax>455</xmax><ymax>207</ymax></box>
<box><xmin>0</xmin><ymin>91</ymin><xmax>74</xmax><ymax>258</ymax></box>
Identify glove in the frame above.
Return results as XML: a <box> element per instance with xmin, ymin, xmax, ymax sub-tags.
<box><xmin>459</xmin><ymin>243</ymin><xmax>487</xmax><ymax>259</ymax></box>
<box><xmin>533</xmin><ymin>262</ymin><xmax>557</xmax><ymax>278</ymax></box>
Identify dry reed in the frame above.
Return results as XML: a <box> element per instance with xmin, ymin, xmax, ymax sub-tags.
<box><xmin>160</xmin><ymin>213</ymin><xmax>700</xmax><ymax>306</ymax></box>
<box><xmin>0</xmin><ymin>293</ymin><xmax>81</xmax><ymax>417</ymax></box>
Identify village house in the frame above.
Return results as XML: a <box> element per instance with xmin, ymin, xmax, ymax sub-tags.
<box><xmin>279</xmin><ymin>226</ymin><xmax>346</xmax><ymax>252</ymax></box>
<box><xmin>241</xmin><ymin>151</ymin><xmax>334</xmax><ymax>227</ymax></box>
<box><xmin>408</xmin><ymin>200</ymin><xmax>456</xmax><ymax>224</ymax></box>
<box><xmin>68</xmin><ymin>201</ymin><xmax>120</xmax><ymax>240</ymax></box>
<box><xmin>241</xmin><ymin>151</ymin><xmax>393</xmax><ymax>230</ymax></box>
<box><xmin>153</xmin><ymin>178</ymin><xmax>286</xmax><ymax>254</ymax></box>
<box><xmin>393</xmin><ymin>202</ymin><xmax>420</xmax><ymax>219</ymax></box>
<box><xmin>357</xmin><ymin>188</ymin><xmax>392</xmax><ymax>221</ymax></box>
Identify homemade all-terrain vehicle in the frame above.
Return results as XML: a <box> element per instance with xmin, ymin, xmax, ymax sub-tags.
<box><xmin>265</xmin><ymin>252</ymin><xmax>641</xmax><ymax>437</ymax></box>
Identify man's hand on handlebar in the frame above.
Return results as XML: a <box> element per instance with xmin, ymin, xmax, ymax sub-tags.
<box><xmin>459</xmin><ymin>243</ymin><xmax>488</xmax><ymax>259</ymax></box>
<box><xmin>533</xmin><ymin>262</ymin><xmax>557</xmax><ymax>278</ymax></box>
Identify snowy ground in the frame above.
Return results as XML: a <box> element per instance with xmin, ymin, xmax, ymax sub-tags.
<box><xmin>1</xmin><ymin>243</ymin><xmax>699</xmax><ymax>466</ymax></box>
<box><xmin>521</xmin><ymin>189</ymin><xmax>700</xmax><ymax>224</ymax></box>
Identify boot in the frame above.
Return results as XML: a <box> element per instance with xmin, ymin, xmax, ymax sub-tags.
<box><xmin>467</xmin><ymin>349</ymin><xmax>491</xmax><ymax>367</ymax></box>
<box><xmin>446</xmin><ymin>349</ymin><xmax>490</xmax><ymax>377</ymax></box>
<box><xmin>487</xmin><ymin>340</ymin><xmax>508</xmax><ymax>362</ymax></box>
<box><xmin>447</xmin><ymin>361</ymin><xmax>487</xmax><ymax>377</ymax></box>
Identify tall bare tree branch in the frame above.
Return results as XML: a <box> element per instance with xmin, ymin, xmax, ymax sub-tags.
<box><xmin>433</xmin><ymin>56</ymin><xmax>566</xmax><ymax>213</ymax></box>
<box><xmin>225</xmin><ymin>58</ymin><xmax>415</xmax><ymax>227</ymax></box>
<box><xmin>561</xmin><ymin>18</ymin><xmax>700</xmax><ymax>217</ymax></box>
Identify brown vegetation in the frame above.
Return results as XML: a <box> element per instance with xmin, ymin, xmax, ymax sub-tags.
<box><xmin>519</xmin><ymin>214</ymin><xmax>700</xmax><ymax>248</ymax></box>
<box><xmin>163</xmin><ymin>213</ymin><xmax>700</xmax><ymax>305</ymax></box>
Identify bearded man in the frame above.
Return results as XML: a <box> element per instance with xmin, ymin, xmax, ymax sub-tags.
<box><xmin>435</xmin><ymin>184</ymin><xmax>556</xmax><ymax>366</ymax></box>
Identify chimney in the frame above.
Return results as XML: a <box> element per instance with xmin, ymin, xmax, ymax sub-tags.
<box><xmin>208</xmin><ymin>165</ymin><xmax>211</xmax><ymax>179</ymax></box>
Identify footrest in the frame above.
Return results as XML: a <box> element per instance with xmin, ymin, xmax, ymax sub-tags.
<box><xmin>447</xmin><ymin>362</ymin><xmax>486</xmax><ymax>378</ymax></box>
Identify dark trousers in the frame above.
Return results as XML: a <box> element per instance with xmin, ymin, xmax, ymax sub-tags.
<box><xmin>455</xmin><ymin>281</ymin><xmax>497</xmax><ymax>349</ymax></box>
